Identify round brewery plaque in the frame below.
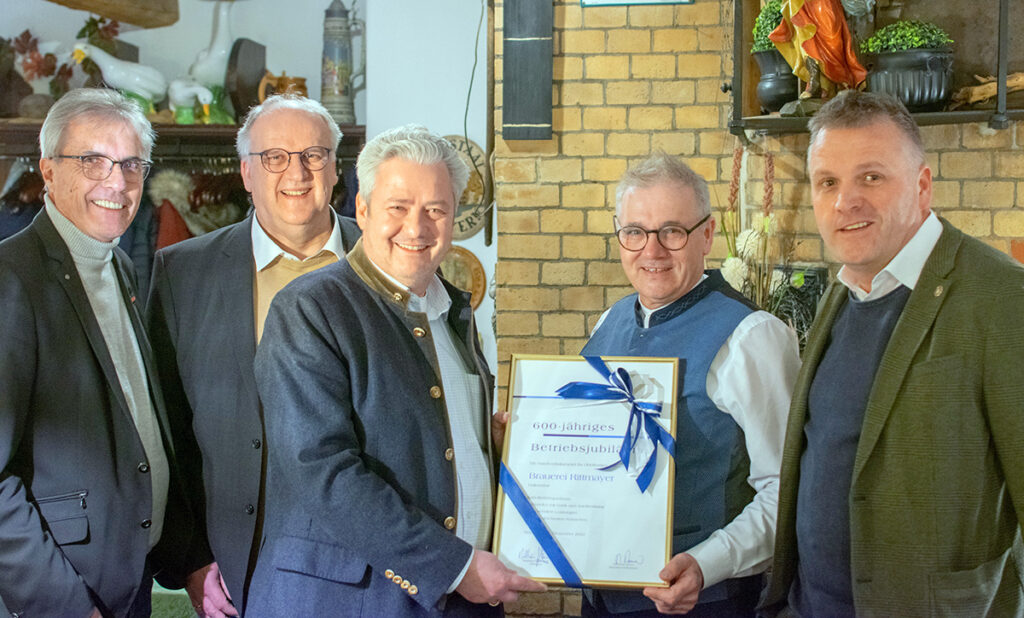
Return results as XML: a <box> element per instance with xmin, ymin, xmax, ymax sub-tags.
<box><xmin>441</xmin><ymin>245</ymin><xmax>487</xmax><ymax>310</ymax></box>
<box><xmin>444</xmin><ymin>134</ymin><xmax>489</xmax><ymax>240</ymax></box>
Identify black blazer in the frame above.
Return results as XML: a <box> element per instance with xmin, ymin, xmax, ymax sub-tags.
<box><xmin>146</xmin><ymin>213</ymin><xmax>361</xmax><ymax>610</ymax></box>
<box><xmin>0</xmin><ymin>210</ymin><xmax>193</xmax><ymax>617</ymax></box>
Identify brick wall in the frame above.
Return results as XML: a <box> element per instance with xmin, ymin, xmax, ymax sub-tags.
<box><xmin>494</xmin><ymin>2</ymin><xmax>1023</xmax><ymax>615</ymax></box>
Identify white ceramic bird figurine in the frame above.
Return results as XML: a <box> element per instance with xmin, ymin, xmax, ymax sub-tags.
<box><xmin>168</xmin><ymin>78</ymin><xmax>214</xmax><ymax>124</ymax></box>
<box><xmin>73</xmin><ymin>42</ymin><xmax>167</xmax><ymax>112</ymax></box>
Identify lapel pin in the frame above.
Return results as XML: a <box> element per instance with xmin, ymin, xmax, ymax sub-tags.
<box><xmin>934</xmin><ymin>285</ymin><xmax>943</xmax><ymax>297</ymax></box>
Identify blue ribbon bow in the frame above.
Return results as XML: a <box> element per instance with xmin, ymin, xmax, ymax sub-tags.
<box><xmin>555</xmin><ymin>356</ymin><xmax>675</xmax><ymax>492</ymax></box>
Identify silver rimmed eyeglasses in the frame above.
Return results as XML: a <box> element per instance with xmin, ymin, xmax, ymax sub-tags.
<box><xmin>614</xmin><ymin>213</ymin><xmax>711</xmax><ymax>251</ymax></box>
<box><xmin>53</xmin><ymin>154</ymin><xmax>152</xmax><ymax>183</ymax></box>
<box><xmin>248</xmin><ymin>146</ymin><xmax>333</xmax><ymax>173</ymax></box>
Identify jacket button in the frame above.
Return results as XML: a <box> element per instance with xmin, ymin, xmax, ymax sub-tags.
<box><xmin>444</xmin><ymin>516</ymin><xmax>456</xmax><ymax>530</ymax></box>
<box><xmin>245</xmin><ymin>504</ymin><xmax>255</xmax><ymax>515</ymax></box>
<box><xmin>408</xmin><ymin>585</ymin><xmax>418</xmax><ymax>595</ymax></box>
<box><xmin>252</xmin><ymin>438</ymin><xmax>262</xmax><ymax>449</ymax></box>
<box><xmin>430</xmin><ymin>386</ymin><xmax>442</xmax><ymax>399</ymax></box>
<box><xmin>384</xmin><ymin>569</ymin><xmax>395</xmax><ymax>579</ymax></box>
<box><xmin>413</xmin><ymin>327</ymin><xmax>426</xmax><ymax>338</ymax></box>
<box><xmin>392</xmin><ymin>574</ymin><xmax>403</xmax><ymax>584</ymax></box>
<box><xmin>444</xmin><ymin>448</ymin><xmax>454</xmax><ymax>461</ymax></box>
<box><xmin>392</xmin><ymin>292</ymin><xmax>403</xmax><ymax>302</ymax></box>
<box><xmin>141</xmin><ymin>519</ymin><xmax>152</xmax><ymax>529</ymax></box>
<box><xmin>401</xmin><ymin>580</ymin><xmax>410</xmax><ymax>590</ymax></box>
<box><xmin>137</xmin><ymin>462</ymin><xmax>149</xmax><ymax>473</ymax></box>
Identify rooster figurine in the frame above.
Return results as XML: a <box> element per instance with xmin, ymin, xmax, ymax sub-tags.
<box><xmin>72</xmin><ymin>42</ymin><xmax>167</xmax><ymax>114</ymax></box>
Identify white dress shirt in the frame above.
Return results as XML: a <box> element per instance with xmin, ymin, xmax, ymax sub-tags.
<box><xmin>593</xmin><ymin>278</ymin><xmax>800</xmax><ymax>590</ymax></box>
<box><xmin>837</xmin><ymin>211</ymin><xmax>942</xmax><ymax>300</ymax></box>
<box><xmin>250</xmin><ymin>211</ymin><xmax>347</xmax><ymax>267</ymax></box>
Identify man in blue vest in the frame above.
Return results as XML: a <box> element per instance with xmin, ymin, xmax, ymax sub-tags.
<box><xmin>581</xmin><ymin>152</ymin><xmax>800</xmax><ymax>617</ymax></box>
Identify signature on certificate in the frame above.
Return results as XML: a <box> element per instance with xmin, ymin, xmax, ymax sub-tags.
<box><xmin>518</xmin><ymin>546</ymin><xmax>551</xmax><ymax>567</ymax></box>
<box><xmin>611</xmin><ymin>550</ymin><xmax>645</xmax><ymax>569</ymax></box>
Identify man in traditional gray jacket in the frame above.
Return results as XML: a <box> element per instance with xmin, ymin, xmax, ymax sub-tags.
<box><xmin>248</xmin><ymin>125</ymin><xmax>545</xmax><ymax>616</ymax></box>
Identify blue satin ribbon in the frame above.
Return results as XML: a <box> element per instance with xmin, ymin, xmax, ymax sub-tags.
<box><xmin>555</xmin><ymin>356</ymin><xmax>675</xmax><ymax>492</ymax></box>
<box><xmin>499</xmin><ymin>462</ymin><xmax>583</xmax><ymax>588</ymax></box>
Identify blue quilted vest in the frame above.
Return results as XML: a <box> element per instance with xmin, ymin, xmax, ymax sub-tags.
<box><xmin>581</xmin><ymin>271</ymin><xmax>759</xmax><ymax>612</ymax></box>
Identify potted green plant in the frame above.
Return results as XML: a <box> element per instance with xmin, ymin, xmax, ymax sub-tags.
<box><xmin>751</xmin><ymin>0</ymin><xmax>797</xmax><ymax>112</ymax></box>
<box><xmin>861</xmin><ymin>20</ymin><xmax>954</xmax><ymax>112</ymax></box>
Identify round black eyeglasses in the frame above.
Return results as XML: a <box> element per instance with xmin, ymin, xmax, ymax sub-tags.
<box><xmin>248</xmin><ymin>146</ymin><xmax>333</xmax><ymax>173</ymax></box>
<box><xmin>53</xmin><ymin>154</ymin><xmax>152</xmax><ymax>183</ymax></box>
<box><xmin>614</xmin><ymin>213</ymin><xmax>711</xmax><ymax>252</ymax></box>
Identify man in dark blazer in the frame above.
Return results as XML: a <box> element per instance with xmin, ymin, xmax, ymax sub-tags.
<box><xmin>760</xmin><ymin>91</ymin><xmax>1024</xmax><ymax>616</ymax></box>
<box><xmin>0</xmin><ymin>88</ymin><xmax>195</xmax><ymax>616</ymax></box>
<box><xmin>147</xmin><ymin>95</ymin><xmax>360</xmax><ymax>616</ymax></box>
<box><xmin>247</xmin><ymin>125</ymin><xmax>545</xmax><ymax>616</ymax></box>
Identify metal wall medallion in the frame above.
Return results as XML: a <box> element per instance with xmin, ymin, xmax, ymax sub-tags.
<box><xmin>444</xmin><ymin>134</ymin><xmax>489</xmax><ymax>240</ymax></box>
<box><xmin>441</xmin><ymin>245</ymin><xmax>487</xmax><ymax>310</ymax></box>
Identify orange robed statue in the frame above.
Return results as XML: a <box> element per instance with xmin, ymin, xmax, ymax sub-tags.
<box><xmin>769</xmin><ymin>0</ymin><xmax>866</xmax><ymax>97</ymax></box>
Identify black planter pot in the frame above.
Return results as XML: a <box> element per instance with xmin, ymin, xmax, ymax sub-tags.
<box><xmin>753</xmin><ymin>49</ymin><xmax>798</xmax><ymax>113</ymax></box>
<box><xmin>865</xmin><ymin>48</ymin><xmax>953</xmax><ymax>112</ymax></box>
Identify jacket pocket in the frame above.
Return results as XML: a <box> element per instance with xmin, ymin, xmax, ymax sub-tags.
<box><xmin>928</xmin><ymin>543</ymin><xmax>1016</xmax><ymax>617</ymax></box>
<box><xmin>36</xmin><ymin>490</ymin><xmax>90</xmax><ymax>546</ymax></box>
<box><xmin>272</xmin><ymin>535</ymin><xmax>369</xmax><ymax>585</ymax></box>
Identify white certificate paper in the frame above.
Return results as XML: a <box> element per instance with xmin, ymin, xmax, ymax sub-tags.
<box><xmin>494</xmin><ymin>355</ymin><xmax>677</xmax><ymax>589</ymax></box>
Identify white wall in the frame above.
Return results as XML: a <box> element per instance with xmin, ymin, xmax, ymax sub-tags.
<box><xmin>5</xmin><ymin>0</ymin><xmax>497</xmax><ymax>369</ymax></box>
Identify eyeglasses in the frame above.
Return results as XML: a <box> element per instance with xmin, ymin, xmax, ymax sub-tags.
<box><xmin>614</xmin><ymin>213</ymin><xmax>711</xmax><ymax>252</ymax></box>
<box><xmin>53</xmin><ymin>154</ymin><xmax>152</xmax><ymax>183</ymax></box>
<box><xmin>248</xmin><ymin>146</ymin><xmax>333</xmax><ymax>173</ymax></box>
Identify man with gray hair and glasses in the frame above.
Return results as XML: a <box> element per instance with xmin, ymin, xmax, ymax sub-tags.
<box><xmin>0</xmin><ymin>88</ymin><xmax>195</xmax><ymax>616</ymax></box>
<box><xmin>247</xmin><ymin>124</ymin><xmax>546</xmax><ymax>616</ymax></box>
<box><xmin>147</xmin><ymin>94</ymin><xmax>360</xmax><ymax>616</ymax></box>
<box><xmin>581</xmin><ymin>152</ymin><xmax>800</xmax><ymax>617</ymax></box>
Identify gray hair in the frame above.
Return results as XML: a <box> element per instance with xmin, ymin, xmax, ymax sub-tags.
<box><xmin>808</xmin><ymin>90</ymin><xmax>925</xmax><ymax>165</ymax></box>
<box><xmin>39</xmin><ymin>87</ymin><xmax>155</xmax><ymax>159</ymax></box>
<box><xmin>615</xmin><ymin>151</ymin><xmax>710</xmax><ymax>219</ymax></box>
<box><xmin>356</xmin><ymin>124</ymin><xmax>469</xmax><ymax>205</ymax></box>
<box><xmin>235</xmin><ymin>94</ymin><xmax>343</xmax><ymax>159</ymax></box>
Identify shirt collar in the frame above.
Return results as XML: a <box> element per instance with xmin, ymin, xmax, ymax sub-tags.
<box><xmin>251</xmin><ymin>210</ymin><xmax>345</xmax><ymax>270</ymax></box>
<box><xmin>44</xmin><ymin>194</ymin><xmax>118</xmax><ymax>262</ymax></box>
<box><xmin>837</xmin><ymin>211</ymin><xmax>942</xmax><ymax>301</ymax></box>
<box><xmin>637</xmin><ymin>273</ymin><xmax>709</xmax><ymax>328</ymax></box>
<box><xmin>366</xmin><ymin>258</ymin><xmax>451</xmax><ymax>322</ymax></box>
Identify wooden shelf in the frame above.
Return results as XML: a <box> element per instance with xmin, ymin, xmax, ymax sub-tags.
<box><xmin>729</xmin><ymin>0</ymin><xmax>1019</xmax><ymax>136</ymax></box>
<box><xmin>0</xmin><ymin>120</ymin><xmax>366</xmax><ymax>163</ymax></box>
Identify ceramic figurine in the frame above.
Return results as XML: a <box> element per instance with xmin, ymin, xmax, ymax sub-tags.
<box><xmin>72</xmin><ymin>42</ymin><xmax>166</xmax><ymax>113</ymax></box>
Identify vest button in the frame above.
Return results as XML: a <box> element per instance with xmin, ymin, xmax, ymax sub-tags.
<box><xmin>141</xmin><ymin>519</ymin><xmax>152</xmax><ymax>529</ymax></box>
<box><xmin>245</xmin><ymin>504</ymin><xmax>255</xmax><ymax>515</ymax></box>
<box><xmin>252</xmin><ymin>438</ymin><xmax>262</xmax><ymax>449</ymax></box>
<box><xmin>429</xmin><ymin>386</ymin><xmax>442</xmax><ymax>399</ymax></box>
<box><xmin>413</xmin><ymin>327</ymin><xmax>426</xmax><ymax>338</ymax></box>
<box><xmin>444</xmin><ymin>448</ymin><xmax>454</xmax><ymax>461</ymax></box>
<box><xmin>443</xmin><ymin>516</ymin><xmax>456</xmax><ymax>530</ymax></box>
<box><xmin>137</xmin><ymin>462</ymin><xmax>149</xmax><ymax>473</ymax></box>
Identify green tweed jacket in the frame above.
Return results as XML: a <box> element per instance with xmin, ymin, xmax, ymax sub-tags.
<box><xmin>761</xmin><ymin>219</ymin><xmax>1024</xmax><ymax>617</ymax></box>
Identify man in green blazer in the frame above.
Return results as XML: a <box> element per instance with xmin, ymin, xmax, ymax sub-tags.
<box><xmin>760</xmin><ymin>90</ymin><xmax>1024</xmax><ymax>616</ymax></box>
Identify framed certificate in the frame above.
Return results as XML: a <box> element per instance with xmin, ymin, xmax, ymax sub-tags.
<box><xmin>493</xmin><ymin>354</ymin><xmax>678</xmax><ymax>589</ymax></box>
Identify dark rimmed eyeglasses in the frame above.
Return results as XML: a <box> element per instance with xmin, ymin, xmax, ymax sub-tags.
<box><xmin>614</xmin><ymin>213</ymin><xmax>711</xmax><ymax>252</ymax></box>
<box><xmin>248</xmin><ymin>146</ymin><xmax>333</xmax><ymax>173</ymax></box>
<box><xmin>53</xmin><ymin>154</ymin><xmax>152</xmax><ymax>183</ymax></box>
